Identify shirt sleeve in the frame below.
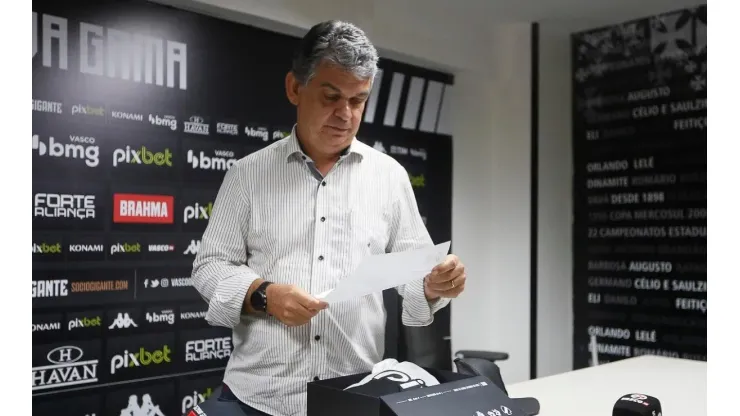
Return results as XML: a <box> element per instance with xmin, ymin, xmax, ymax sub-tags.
<box><xmin>191</xmin><ymin>163</ymin><xmax>261</xmax><ymax>328</ymax></box>
<box><xmin>386</xmin><ymin>164</ymin><xmax>451</xmax><ymax>327</ymax></box>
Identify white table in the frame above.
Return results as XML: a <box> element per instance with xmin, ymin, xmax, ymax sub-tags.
<box><xmin>506</xmin><ymin>356</ymin><xmax>706</xmax><ymax>415</ymax></box>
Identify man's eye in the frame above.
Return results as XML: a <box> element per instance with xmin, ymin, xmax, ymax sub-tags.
<box><xmin>325</xmin><ymin>95</ymin><xmax>340</xmax><ymax>101</ymax></box>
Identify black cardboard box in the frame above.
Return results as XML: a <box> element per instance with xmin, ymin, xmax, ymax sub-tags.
<box><xmin>307</xmin><ymin>368</ymin><xmax>527</xmax><ymax>416</ymax></box>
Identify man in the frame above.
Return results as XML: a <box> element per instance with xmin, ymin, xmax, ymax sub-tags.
<box><xmin>191</xmin><ymin>20</ymin><xmax>467</xmax><ymax>416</ymax></box>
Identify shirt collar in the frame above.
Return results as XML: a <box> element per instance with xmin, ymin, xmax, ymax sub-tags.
<box><xmin>282</xmin><ymin>124</ymin><xmax>367</xmax><ymax>162</ymax></box>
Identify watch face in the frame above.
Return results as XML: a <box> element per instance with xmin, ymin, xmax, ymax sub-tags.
<box><xmin>252</xmin><ymin>290</ymin><xmax>267</xmax><ymax>311</ymax></box>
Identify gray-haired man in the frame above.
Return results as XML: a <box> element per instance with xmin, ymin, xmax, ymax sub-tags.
<box><xmin>191</xmin><ymin>20</ymin><xmax>467</xmax><ymax>416</ymax></box>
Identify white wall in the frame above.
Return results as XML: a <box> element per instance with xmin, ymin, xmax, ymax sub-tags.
<box><xmin>152</xmin><ymin>0</ymin><xmax>537</xmax><ymax>384</ymax></box>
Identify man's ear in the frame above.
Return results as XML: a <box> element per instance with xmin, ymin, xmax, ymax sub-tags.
<box><xmin>285</xmin><ymin>72</ymin><xmax>301</xmax><ymax>106</ymax></box>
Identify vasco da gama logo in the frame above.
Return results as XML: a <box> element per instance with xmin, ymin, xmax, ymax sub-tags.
<box><xmin>113</xmin><ymin>193</ymin><xmax>174</xmax><ymax>224</ymax></box>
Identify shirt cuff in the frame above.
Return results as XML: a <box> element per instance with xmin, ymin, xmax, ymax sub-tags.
<box><xmin>400</xmin><ymin>278</ymin><xmax>451</xmax><ymax>327</ymax></box>
<box><xmin>205</xmin><ymin>270</ymin><xmax>260</xmax><ymax>328</ymax></box>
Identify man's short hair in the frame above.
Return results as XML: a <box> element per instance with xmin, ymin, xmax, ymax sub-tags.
<box><xmin>292</xmin><ymin>20</ymin><xmax>379</xmax><ymax>85</ymax></box>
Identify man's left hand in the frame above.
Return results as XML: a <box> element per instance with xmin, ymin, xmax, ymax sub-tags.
<box><xmin>424</xmin><ymin>254</ymin><xmax>466</xmax><ymax>301</ymax></box>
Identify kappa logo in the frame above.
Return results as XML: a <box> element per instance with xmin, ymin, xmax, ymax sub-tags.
<box><xmin>109</xmin><ymin>313</ymin><xmax>137</xmax><ymax>329</ymax></box>
<box><xmin>373</xmin><ymin>141</ymin><xmax>387</xmax><ymax>153</ymax></box>
<box><xmin>120</xmin><ymin>394</ymin><xmax>166</xmax><ymax>416</ymax></box>
<box><xmin>184</xmin><ymin>115</ymin><xmax>209</xmax><ymax>135</ymax></box>
<box><xmin>183</xmin><ymin>240</ymin><xmax>200</xmax><ymax>255</ymax></box>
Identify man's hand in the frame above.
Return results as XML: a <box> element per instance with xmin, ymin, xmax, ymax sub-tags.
<box><xmin>424</xmin><ymin>254</ymin><xmax>466</xmax><ymax>301</ymax></box>
<box><xmin>265</xmin><ymin>284</ymin><xmax>328</xmax><ymax>327</ymax></box>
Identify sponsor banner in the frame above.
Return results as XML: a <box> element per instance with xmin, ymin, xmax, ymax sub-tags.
<box><xmin>371</xmin><ymin>140</ymin><xmax>429</xmax><ymax>162</ymax></box>
<box><xmin>149</xmin><ymin>113</ymin><xmax>180</xmax><ymax>131</ymax></box>
<box><xmin>146</xmin><ymin>233</ymin><xmax>203</xmax><ymax>261</ymax></box>
<box><xmin>181</xmin><ymin>137</ymin><xmax>247</xmax><ymax>183</ymax></box>
<box><xmin>69</xmin><ymin>101</ymin><xmax>106</xmax><ymax>124</ymax></box>
<box><xmin>32</xmin><ymin>269</ymin><xmax>134</xmax><ymax>308</ymax></box>
<box><xmin>215</xmin><ymin>120</ymin><xmax>240</xmax><ymax>137</ymax></box>
<box><xmin>137</xmin><ymin>267</ymin><xmax>201</xmax><ymax>302</ymax></box>
<box><xmin>66</xmin><ymin>310</ymin><xmax>105</xmax><ymax>336</ymax></box>
<box><xmin>31</xmin><ymin>122</ymin><xmax>109</xmax><ymax>179</ymax></box>
<box><xmin>179</xmin><ymin>302</ymin><xmax>210</xmax><ymax>329</ymax></box>
<box><xmin>32</xmin><ymin>182</ymin><xmax>107</xmax><ymax>231</ymax></box>
<box><xmin>105</xmin><ymin>381</ymin><xmax>177</xmax><ymax>416</ymax></box>
<box><xmin>105</xmin><ymin>332</ymin><xmax>176</xmax><ymax>381</ymax></box>
<box><xmin>32</xmin><ymin>233</ymin><xmax>65</xmax><ymax>262</ymax></box>
<box><xmin>32</xmin><ymin>98</ymin><xmax>64</xmax><ymax>116</ymax></box>
<box><xmin>113</xmin><ymin>193</ymin><xmax>175</xmax><ymax>225</ymax></box>
<box><xmin>66</xmin><ymin>234</ymin><xmax>106</xmax><ymax>262</ymax></box>
<box><xmin>32</xmin><ymin>394</ymin><xmax>103</xmax><ymax>416</ymax></box>
<box><xmin>271</xmin><ymin>125</ymin><xmax>293</xmax><ymax>142</ymax></box>
<box><xmin>182</xmin><ymin>239</ymin><xmax>201</xmax><ymax>257</ymax></box>
<box><xmin>32</xmin><ymin>312</ymin><xmax>64</xmax><ymax>338</ymax></box>
<box><xmin>106</xmin><ymin>307</ymin><xmax>143</xmax><ymax>332</ymax></box>
<box><xmin>181</xmin><ymin>189</ymin><xmax>217</xmax><ymax>232</ymax></box>
<box><xmin>32</xmin><ymin>340</ymin><xmax>102</xmax><ymax>393</ymax></box>
<box><xmin>180</xmin><ymin>328</ymin><xmax>233</xmax><ymax>371</ymax></box>
<box><xmin>107</xmin><ymin>234</ymin><xmax>145</xmax><ymax>261</ymax></box>
<box><xmin>108</xmin><ymin>103</ymin><xmax>148</xmax><ymax>128</ymax></box>
<box><xmin>177</xmin><ymin>374</ymin><xmax>222</xmax><ymax>416</ymax></box>
<box><xmin>184</xmin><ymin>114</ymin><xmax>211</xmax><ymax>136</ymax></box>
<box><xmin>110</xmin><ymin>133</ymin><xmax>178</xmax><ymax>182</ymax></box>
<box><xmin>242</xmin><ymin>123</ymin><xmax>270</xmax><ymax>142</ymax></box>
<box><xmin>145</xmin><ymin>306</ymin><xmax>177</xmax><ymax>327</ymax></box>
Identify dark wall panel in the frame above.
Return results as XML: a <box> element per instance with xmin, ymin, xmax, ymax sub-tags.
<box><xmin>571</xmin><ymin>5</ymin><xmax>707</xmax><ymax>369</ymax></box>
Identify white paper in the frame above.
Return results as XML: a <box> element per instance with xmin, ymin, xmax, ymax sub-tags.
<box><xmin>315</xmin><ymin>241</ymin><xmax>451</xmax><ymax>304</ymax></box>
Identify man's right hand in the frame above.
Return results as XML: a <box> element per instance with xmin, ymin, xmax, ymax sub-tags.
<box><xmin>265</xmin><ymin>284</ymin><xmax>328</xmax><ymax>327</ymax></box>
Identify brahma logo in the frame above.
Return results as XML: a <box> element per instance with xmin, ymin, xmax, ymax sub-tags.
<box><xmin>113</xmin><ymin>194</ymin><xmax>174</xmax><ymax>224</ymax></box>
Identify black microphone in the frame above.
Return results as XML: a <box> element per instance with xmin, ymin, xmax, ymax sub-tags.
<box><xmin>613</xmin><ymin>393</ymin><xmax>662</xmax><ymax>416</ymax></box>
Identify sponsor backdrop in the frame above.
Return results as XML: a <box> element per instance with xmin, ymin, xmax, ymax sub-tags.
<box><xmin>571</xmin><ymin>5</ymin><xmax>707</xmax><ymax>369</ymax></box>
<box><xmin>32</xmin><ymin>1</ymin><xmax>454</xmax><ymax>414</ymax></box>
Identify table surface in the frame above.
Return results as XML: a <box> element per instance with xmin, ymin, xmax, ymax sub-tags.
<box><xmin>506</xmin><ymin>356</ymin><xmax>706</xmax><ymax>416</ymax></box>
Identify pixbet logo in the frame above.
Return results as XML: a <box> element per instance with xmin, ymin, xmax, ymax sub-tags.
<box><xmin>109</xmin><ymin>345</ymin><xmax>172</xmax><ymax>374</ymax></box>
<box><xmin>244</xmin><ymin>126</ymin><xmax>269</xmax><ymax>141</ymax></box>
<box><xmin>113</xmin><ymin>194</ymin><xmax>174</xmax><ymax>224</ymax></box>
<box><xmin>146</xmin><ymin>310</ymin><xmax>175</xmax><ymax>325</ymax></box>
<box><xmin>184</xmin><ymin>202</ymin><xmax>212</xmax><ymax>224</ymax></box>
<box><xmin>182</xmin><ymin>388</ymin><xmax>214</xmax><ymax>414</ymax></box>
<box><xmin>149</xmin><ymin>114</ymin><xmax>177</xmax><ymax>130</ymax></box>
<box><xmin>33</xmin><ymin>242</ymin><xmax>62</xmax><ymax>254</ymax></box>
<box><xmin>409</xmin><ymin>174</ymin><xmax>425</xmax><ymax>188</ymax></box>
<box><xmin>68</xmin><ymin>316</ymin><xmax>102</xmax><ymax>331</ymax></box>
<box><xmin>32</xmin><ymin>134</ymin><xmax>99</xmax><ymax>167</ymax></box>
<box><xmin>110</xmin><ymin>242</ymin><xmax>141</xmax><ymax>256</ymax></box>
<box><xmin>187</xmin><ymin>149</ymin><xmax>237</xmax><ymax>171</ymax></box>
<box><xmin>113</xmin><ymin>145</ymin><xmax>173</xmax><ymax>168</ymax></box>
<box><xmin>71</xmin><ymin>104</ymin><xmax>104</xmax><ymax>117</ymax></box>
<box><xmin>34</xmin><ymin>193</ymin><xmax>96</xmax><ymax>220</ymax></box>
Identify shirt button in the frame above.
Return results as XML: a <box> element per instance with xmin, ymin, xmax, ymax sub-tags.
<box><xmin>320</xmin><ymin>217</ymin><xmax>326</xmax><ymax>222</ymax></box>
<box><xmin>302</xmin><ymin>155</ymin><xmax>307</xmax><ymax>160</ymax></box>
<box><xmin>321</xmin><ymin>181</ymin><xmax>327</xmax><ymax>186</ymax></box>
<box><xmin>315</xmin><ymin>335</ymin><xmax>321</xmax><ymax>341</ymax></box>
<box><xmin>318</xmin><ymin>255</ymin><xmax>324</xmax><ymax>261</ymax></box>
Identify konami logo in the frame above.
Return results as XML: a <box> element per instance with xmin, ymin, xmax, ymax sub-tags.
<box><xmin>113</xmin><ymin>193</ymin><xmax>174</xmax><ymax>224</ymax></box>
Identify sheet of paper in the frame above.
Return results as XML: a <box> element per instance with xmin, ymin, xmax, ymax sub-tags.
<box><xmin>315</xmin><ymin>241</ymin><xmax>451</xmax><ymax>304</ymax></box>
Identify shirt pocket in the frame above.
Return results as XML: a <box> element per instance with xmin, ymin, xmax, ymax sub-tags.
<box><xmin>348</xmin><ymin>204</ymin><xmax>390</xmax><ymax>258</ymax></box>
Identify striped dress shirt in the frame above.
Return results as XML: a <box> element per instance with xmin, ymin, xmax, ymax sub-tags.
<box><xmin>191</xmin><ymin>127</ymin><xmax>449</xmax><ymax>416</ymax></box>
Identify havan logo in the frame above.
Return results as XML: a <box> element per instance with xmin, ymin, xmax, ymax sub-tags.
<box><xmin>32</xmin><ymin>345</ymin><xmax>98</xmax><ymax>391</ymax></box>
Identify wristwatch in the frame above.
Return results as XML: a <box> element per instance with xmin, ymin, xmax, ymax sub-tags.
<box><xmin>250</xmin><ymin>281</ymin><xmax>273</xmax><ymax>313</ymax></box>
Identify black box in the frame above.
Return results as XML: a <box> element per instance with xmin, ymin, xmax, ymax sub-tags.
<box><xmin>307</xmin><ymin>368</ymin><xmax>527</xmax><ymax>416</ymax></box>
